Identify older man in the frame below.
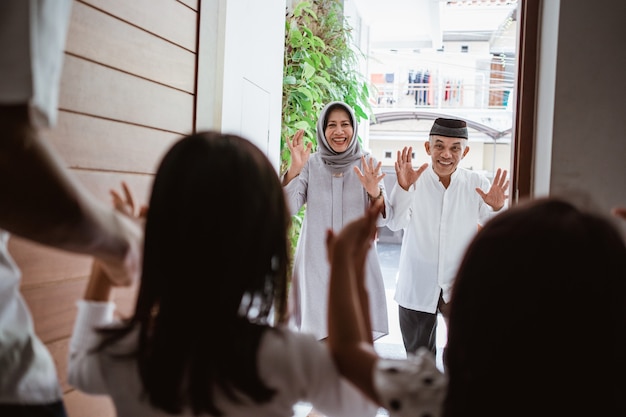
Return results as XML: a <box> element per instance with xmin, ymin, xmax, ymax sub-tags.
<box><xmin>388</xmin><ymin>117</ymin><xmax>509</xmax><ymax>358</ymax></box>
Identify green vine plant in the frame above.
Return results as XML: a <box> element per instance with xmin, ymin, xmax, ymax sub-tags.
<box><xmin>281</xmin><ymin>0</ymin><xmax>374</xmax><ymax>256</ymax></box>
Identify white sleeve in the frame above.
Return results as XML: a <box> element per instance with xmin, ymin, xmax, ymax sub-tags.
<box><xmin>373</xmin><ymin>349</ymin><xmax>447</xmax><ymax>417</ymax></box>
<box><xmin>283</xmin><ymin>160</ymin><xmax>309</xmax><ymax>216</ymax></box>
<box><xmin>259</xmin><ymin>329</ymin><xmax>379</xmax><ymax>417</ymax></box>
<box><xmin>387</xmin><ymin>182</ymin><xmax>413</xmax><ymax>231</ymax></box>
<box><xmin>67</xmin><ymin>300</ymin><xmax>116</xmax><ymax>395</ymax></box>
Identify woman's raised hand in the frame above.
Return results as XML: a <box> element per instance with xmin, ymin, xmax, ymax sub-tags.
<box><xmin>283</xmin><ymin>129</ymin><xmax>312</xmax><ymax>184</ymax></box>
<box><xmin>354</xmin><ymin>155</ymin><xmax>385</xmax><ymax>198</ymax></box>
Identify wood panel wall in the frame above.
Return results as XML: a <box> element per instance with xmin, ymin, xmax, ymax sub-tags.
<box><xmin>8</xmin><ymin>1</ymin><xmax>199</xmax><ymax>415</ymax></box>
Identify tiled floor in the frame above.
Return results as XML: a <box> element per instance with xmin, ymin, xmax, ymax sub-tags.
<box><xmin>294</xmin><ymin>242</ymin><xmax>447</xmax><ymax>417</ymax></box>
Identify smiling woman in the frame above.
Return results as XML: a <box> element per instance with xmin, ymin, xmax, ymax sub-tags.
<box><xmin>282</xmin><ymin>101</ymin><xmax>391</xmax><ymax>343</ymax></box>
<box><xmin>323</xmin><ymin>106</ymin><xmax>355</xmax><ymax>153</ymax></box>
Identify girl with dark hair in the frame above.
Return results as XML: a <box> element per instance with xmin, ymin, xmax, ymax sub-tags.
<box><xmin>326</xmin><ymin>196</ymin><xmax>626</xmax><ymax>417</ymax></box>
<box><xmin>442</xmin><ymin>197</ymin><xmax>626</xmax><ymax>417</ymax></box>
<box><xmin>68</xmin><ymin>132</ymin><xmax>378</xmax><ymax>417</ymax></box>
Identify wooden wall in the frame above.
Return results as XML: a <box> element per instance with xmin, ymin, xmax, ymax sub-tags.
<box><xmin>8</xmin><ymin>1</ymin><xmax>199</xmax><ymax>415</ymax></box>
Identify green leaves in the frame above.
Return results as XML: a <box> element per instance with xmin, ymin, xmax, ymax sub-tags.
<box><xmin>281</xmin><ymin>0</ymin><xmax>372</xmax><ymax>165</ymax></box>
<box><xmin>281</xmin><ymin>0</ymin><xmax>374</xmax><ymax>261</ymax></box>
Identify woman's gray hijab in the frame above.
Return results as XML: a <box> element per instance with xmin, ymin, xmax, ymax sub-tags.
<box><xmin>316</xmin><ymin>101</ymin><xmax>362</xmax><ymax>174</ymax></box>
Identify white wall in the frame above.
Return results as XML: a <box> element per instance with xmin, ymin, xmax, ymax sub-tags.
<box><xmin>196</xmin><ymin>0</ymin><xmax>286</xmax><ymax>170</ymax></box>
<box><xmin>532</xmin><ymin>0</ymin><xmax>558</xmax><ymax>197</ymax></box>
<box><xmin>535</xmin><ymin>0</ymin><xmax>626</xmax><ymax>234</ymax></box>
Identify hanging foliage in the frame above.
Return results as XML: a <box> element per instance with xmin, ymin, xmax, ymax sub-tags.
<box><xmin>281</xmin><ymin>0</ymin><xmax>373</xmax><ymax>253</ymax></box>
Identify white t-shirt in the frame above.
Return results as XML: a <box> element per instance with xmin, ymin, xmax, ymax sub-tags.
<box><xmin>68</xmin><ymin>301</ymin><xmax>379</xmax><ymax>417</ymax></box>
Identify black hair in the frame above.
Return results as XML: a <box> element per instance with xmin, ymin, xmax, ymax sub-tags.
<box><xmin>97</xmin><ymin>132</ymin><xmax>290</xmax><ymax>415</ymax></box>
<box><xmin>443</xmin><ymin>197</ymin><xmax>626</xmax><ymax>416</ymax></box>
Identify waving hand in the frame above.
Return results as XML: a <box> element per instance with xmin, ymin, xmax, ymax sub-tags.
<box><xmin>354</xmin><ymin>155</ymin><xmax>386</xmax><ymax>198</ymax></box>
<box><xmin>395</xmin><ymin>146</ymin><xmax>428</xmax><ymax>191</ymax></box>
<box><xmin>476</xmin><ymin>168</ymin><xmax>509</xmax><ymax>211</ymax></box>
<box><xmin>283</xmin><ymin>129</ymin><xmax>312</xmax><ymax>185</ymax></box>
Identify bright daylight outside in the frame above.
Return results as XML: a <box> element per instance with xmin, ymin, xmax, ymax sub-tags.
<box><xmin>352</xmin><ymin>0</ymin><xmax>517</xmax><ymax>182</ymax></box>
<box><xmin>296</xmin><ymin>1</ymin><xmax>519</xmax><ymax>416</ymax></box>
